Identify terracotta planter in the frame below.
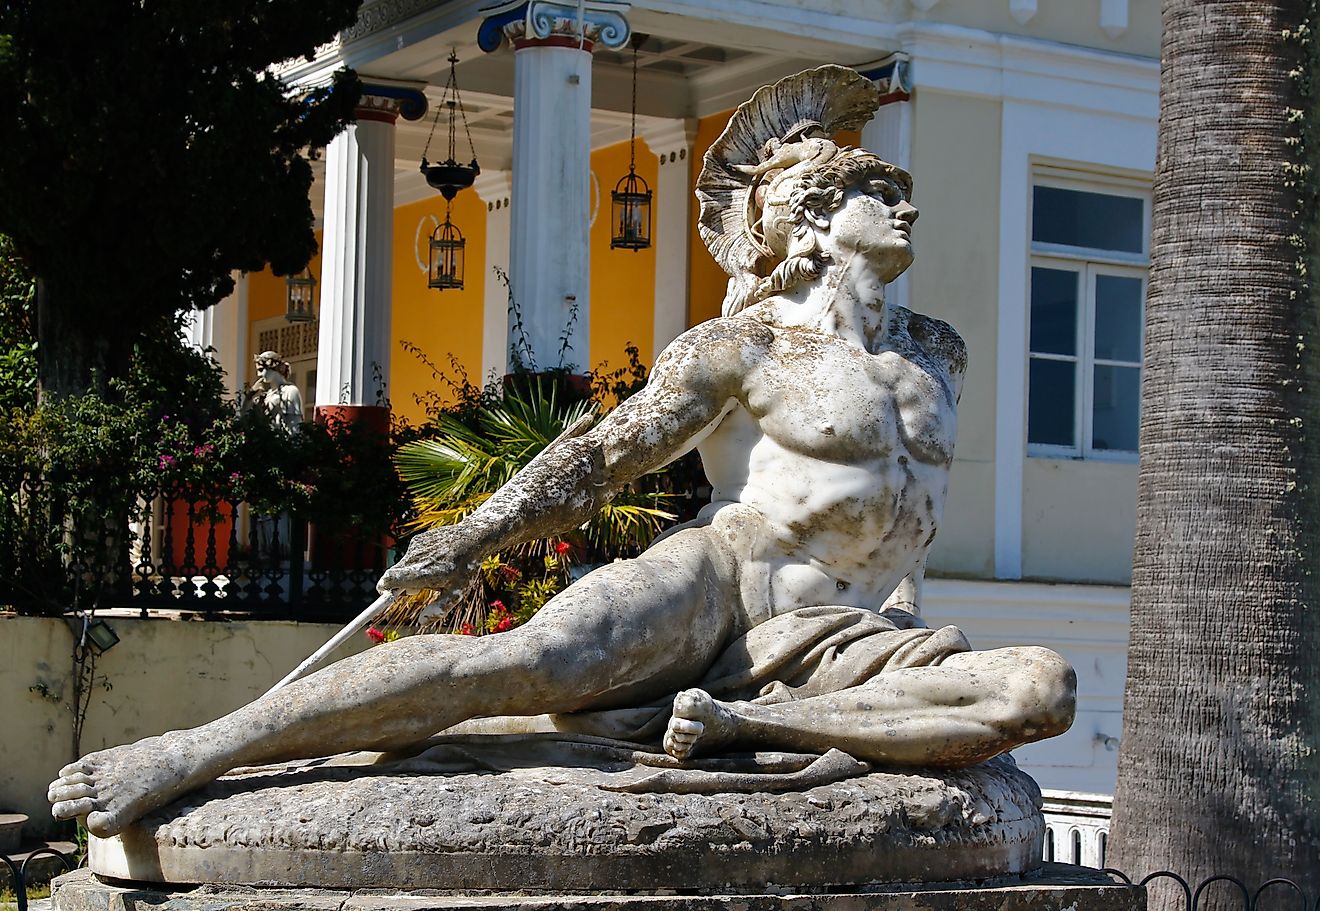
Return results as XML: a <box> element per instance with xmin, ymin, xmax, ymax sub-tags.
<box><xmin>164</xmin><ymin>493</ymin><xmax>235</xmax><ymax>570</ymax></box>
<box><xmin>309</xmin><ymin>403</ymin><xmax>392</xmax><ymax>572</ymax></box>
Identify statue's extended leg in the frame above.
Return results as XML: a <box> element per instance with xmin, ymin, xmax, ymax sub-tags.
<box><xmin>663</xmin><ymin>646</ymin><xmax>1075</xmax><ymax>767</ymax></box>
<box><xmin>49</xmin><ymin>528</ymin><xmax>739</xmax><ymax>837</ymax></box>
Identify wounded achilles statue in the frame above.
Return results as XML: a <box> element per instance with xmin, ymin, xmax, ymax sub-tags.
<box><xmin>49</xmin><ymin>66</ymin><xmax>1075</xmax><ymax>840</ymax></box>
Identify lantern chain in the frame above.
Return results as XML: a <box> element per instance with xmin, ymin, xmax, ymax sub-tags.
<box><xmin>628</xmin><ymin>38</ymin><xmax>639</xmax><ymax>173</ymax></box>
<box><xmin>422</xmin><ymin>51</ymin><xmax>478</xmax><ymax>165</ymax></box>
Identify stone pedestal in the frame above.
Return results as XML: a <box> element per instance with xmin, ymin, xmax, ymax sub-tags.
<box><xmin>80</xmin><ymin>739</ymin><xmax>1051</xmax><ymax>891</ymax></box>
<box><xmin>51</xmin><ymin>865</ymin><xmax>1144</xmax><ymax>911</ymax></box>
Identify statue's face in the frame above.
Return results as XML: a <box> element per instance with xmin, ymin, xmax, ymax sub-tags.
<box><xmin>823</xmin><ymin>176</ymin><xmax>919</xmax><ymax>283</ymax></box>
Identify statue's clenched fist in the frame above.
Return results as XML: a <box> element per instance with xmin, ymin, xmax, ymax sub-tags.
<box><xmin>377</xmin><ymin>524</ymin><xmax>484</xmax><ymax>596</ymax></box>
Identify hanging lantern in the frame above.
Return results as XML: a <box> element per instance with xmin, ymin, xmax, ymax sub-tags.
<box><xmin>420</xmin><ymin>51</ymin><xmax>479</xmax><ymax>291</ymax></box>
<box><xmin>611</xmin><ymin>170</ymin><xmax>651</xmax><ymax>251</ymax></box>
<box><xmin>428</xmin><ymin>209</ymin><xmax>465</xmax><ymax>290</ymax></box>
<box><xmin>285</xmin><ymin>269</ymin><xmax>317</xmax><ymax>322</ymax></box>
<box><xmin>611</xmin><ymin>34</ymin><xmax>652</xmax><ymax>252</ymax></box>
<box><xmin>420</xmin><ymin>51</ymin><xmax>480</xmax><ymax>204</ymax></box>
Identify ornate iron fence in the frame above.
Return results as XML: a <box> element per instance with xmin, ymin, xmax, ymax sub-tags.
<box><xmin>0</xmin><ymin>474</ymin><xmax>394</xmax><ymax>623</ymax></box>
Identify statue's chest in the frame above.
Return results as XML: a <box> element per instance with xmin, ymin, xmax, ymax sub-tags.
<box><xmin>748</xmin><ymin>340</ymin><xmax>957</xmax><ymax>466</ymax></box>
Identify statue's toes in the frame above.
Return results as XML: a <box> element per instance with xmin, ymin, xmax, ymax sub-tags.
<box><xmin>51</xmin><ymin>796</ymin><xmax>97</xmax><ymax>820</ymax></box>
<box><xmin>49</xmin><ymin>781</ymin><xmax>96</xmax><ymax>803</ymax></box>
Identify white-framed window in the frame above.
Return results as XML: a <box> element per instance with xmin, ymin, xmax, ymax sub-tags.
<box><xmin>1027</xmin><ymin>169</ymin><xmax>1149</xmax><ymax>460</ymax></box>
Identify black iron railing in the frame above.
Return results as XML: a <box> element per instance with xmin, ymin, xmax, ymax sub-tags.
<box><xmin>1105</xmin><ymin>871</ymin><xmax>1318</xmax><ymax>911</ymax></box>
<box><xmin>1</xmin><ymin>848</ymin><xmax>74</xmax><ymax>911</ymax></box>
<box><xmin>3</xmin><ymin>859</ymin><xmax>1315</xmax><ymax>909</ymax></box>
<box><xmin>0</xmin><ymin>476</ymin><xmax>396</xmax><ymax>623</ymax></box>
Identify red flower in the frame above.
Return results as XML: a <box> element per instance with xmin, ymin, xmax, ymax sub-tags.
<box><xmin>365</xmin><ymin>627</ymin><xmax>386</xmax><ymax>644</ymax></box>
<box><xmin>460</xmin><ymin>623</ymin><xmax>475</xmax><ymax>636</ymax></box>
<box><xmin>554</xmin><ymin>541</ymin><xmax>571</xmax><ymax>556</ymax></box>
<box><xmin>489</xmin><ymin>600</ymin><xmax>508</xmax><ymax>615</ymax></box>
<box><xmin>494</xmin><ymin>617</ymin><xmax>514</xmax><ymax>633</ymax></box>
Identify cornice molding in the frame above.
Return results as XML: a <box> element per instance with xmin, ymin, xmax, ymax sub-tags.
<box><xmin>474</xmin><ymin>169</ymin><xmax>513</xmax><ymax>205</ymax></box>
<box><xmin>638</xmin><ymin>118</ymin><xmax>697</xmax><ymax>159</ymax></box>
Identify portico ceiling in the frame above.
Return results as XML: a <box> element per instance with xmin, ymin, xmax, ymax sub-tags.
<box><xmin>299</xmin><ymin>0</ymin><xmax>897</xmax><ymax>220</ymax></box>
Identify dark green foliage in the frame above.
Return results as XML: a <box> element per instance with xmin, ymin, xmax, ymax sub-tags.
<box><xmin>0</xmin><ymin>235</ymin><xmax>36</xmax><ymax>410</ymax></box>
<box><xmin>0</xmin><ymin>1</ymin><xmax>362</xmax><ymax>396</ymax></box>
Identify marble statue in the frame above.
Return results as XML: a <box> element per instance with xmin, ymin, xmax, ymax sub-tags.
<box><xmin>48</xmin><ymin>66</ymin><xmax>1075</xmax><ymax>843</ymax></box>
<box><xmin>239</xmin><ymin>350</ymin><xmax>303</xmax><ymax>433</ymax></box>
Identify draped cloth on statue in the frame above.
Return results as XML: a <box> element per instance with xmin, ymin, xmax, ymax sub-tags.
<box><xmin>551</xmin><ymin>603</ymin><xmax>972</xmax><ymax>744</ymax></box>
<box><xmin>406</xmin><ymin>604</ymin><xmax>973</xmax><ymax>794</ymax></box>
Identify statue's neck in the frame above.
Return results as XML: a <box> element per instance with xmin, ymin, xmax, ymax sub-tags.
<box><xmin>773</xmin><ymin>252</ymin><xmax>891</xmax><ymax>353</ymax></box>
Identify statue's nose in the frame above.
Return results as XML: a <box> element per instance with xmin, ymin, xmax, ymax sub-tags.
<box><xmin>896</xmin><ymin>201</ymin><xmax>919</xmax><ymax>224</ymax></box>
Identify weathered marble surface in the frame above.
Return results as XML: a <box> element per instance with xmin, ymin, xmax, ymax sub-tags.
<box><xmin>52</xmin><ymin>865</ymin><xmax>1144</xmax><ymax>911</ymax></box>
<box><xmin>87</xmin><ymin>741</ymin><xmax>1043</xmax><ymax>890</ymax></box>
<box><xmin>50</xmin><ymin>69</ymin><xmax>1076</xmax><ymax>878</ymax></box>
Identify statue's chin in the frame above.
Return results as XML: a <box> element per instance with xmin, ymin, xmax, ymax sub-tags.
<box><xmin>880</xmin><ymin>250</ymin><xmax>913</xmax><ymax>285</ymax></box>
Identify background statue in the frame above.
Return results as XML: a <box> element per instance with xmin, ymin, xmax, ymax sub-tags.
<box><xmin>49</xmin><ymin>66</ymin><xmax>1075</xmax><ymax>839</ymax></box>
<box><xmin>240</xmin><ymin>350</ymin><xmax>303</xmax><ymax>433</ymax></box>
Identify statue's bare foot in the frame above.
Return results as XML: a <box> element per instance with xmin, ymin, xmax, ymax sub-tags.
<box><xmin>48</xmin><ymin>731</ymin><xmax>220</xmax><ymax>837</ymax></box>
<box><xmin>664</xmin><ymin>688</ymin><xmax>739</xmax><ymax>760</ymax></box>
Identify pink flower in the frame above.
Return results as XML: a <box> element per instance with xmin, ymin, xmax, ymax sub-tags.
<box><xmin>365</xmin><ymin>627</ymin><xmax>386</xmax><ymax>644</ymax></box>
<box><xmin>158</xmin><ymin>455</ymin><xmax>177</xmax><ymax>470</ymax></box>
<box><xmin>192</xmin><ymin>444</ymin><xmax>215</xmax><ymax>458</ymax></box>
<box><xmin>489</xmin><ymin>600</ymin><xmax>507</xmax><ymax>615</ymax></box>
<box><xmin>229</xmin><ymin>472</ymin><xmax>243</xmax><ymax>482</ymax></box>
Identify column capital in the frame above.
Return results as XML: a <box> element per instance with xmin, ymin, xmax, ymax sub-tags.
<box><xmin>857</xmin><ymin>55</ymin><xmax>911</xmax><ymax>105</ymax></box>
<box><xmin>357</xmin><ymin>79</ymin><xmax>429</xmax><ymax>124</ymax></box>
<box><xmin>478</xmin><ymin>0</ymin><xmax>630</xmax><ymax>54</ymax></box>
<box><xmin>639</xmin><ymin>118</ymin><xmax>697</xmax><ymax>163</ymax></box>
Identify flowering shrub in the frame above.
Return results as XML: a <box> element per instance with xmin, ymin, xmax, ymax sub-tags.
<box><xmin>0</xmin><ymin>335</ymin><xmax>409</xmax><ymax>614</ymax></box>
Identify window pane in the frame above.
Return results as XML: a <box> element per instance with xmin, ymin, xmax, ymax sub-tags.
<box><xmin>1094</xmin><ymin>274</ymin><xmax>1143</xmax><ymax>362</ymax></box>
<box><xmin>1030</xmin><ymin>267</ymin><xmax>1078</xmax><ymax>356</ymax></box>
<box><xmin>1092</xmin><ymin>364</ymin><xmax>1141</xmax><ymax>451</ymax></box>
<box><xmin>1029</xmin><ymin>358</ymin><xmax>1076</xmax><ymax>447</ymax></box>
<box><xmin>1033</xmin><ymin>185</ymin><xmax>1145</xmax><ymax>253</ymax></box>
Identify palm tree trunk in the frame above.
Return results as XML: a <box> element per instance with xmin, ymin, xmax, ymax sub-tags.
<box><xmin>1109</xmin><ymin>1</ymin><xmax>1320</xmax><ymax>901</ymax></box>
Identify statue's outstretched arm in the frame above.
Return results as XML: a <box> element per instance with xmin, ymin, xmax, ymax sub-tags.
<box><xmin>378</xmin><ymin>319</ymin><xmax>766</xmax><ymax>597</ymax></box>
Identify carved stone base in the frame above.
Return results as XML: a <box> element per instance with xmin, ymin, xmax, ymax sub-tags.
<box><xmin>51</xmin><ymin>866</ymin><xmax>1144</xmax><ymax>911</ymax></box>
<box><xmin>85</xmin><ymin>740</ymin><xmax>1047</xmax><ymax>891</ymax></box>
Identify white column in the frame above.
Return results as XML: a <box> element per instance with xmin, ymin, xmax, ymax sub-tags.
<box><xmin>183</xmin><ymin>302</ymin><xmax>214</xmax><ymax>353</ymax></box>
<box><xmin>475</xmin><ymin>170</ymin><xmax>513</xmax><ymax>382</ymax></box>
<box><xmin>861</xmin><ymin>59</ymin><xmax>914</xmax><ymax>313</ymax></box>
<box><xmin>314</xmin><ymin>83</ymin><xmax>427</xmax><ymax>410</ymax></box>
<box><xmin>508</xmin><ymin>46</ymin><xmax>593</xmax><ymax>371</ymax></box>
<box><xmin>641</xmin><ymin>119</ymin><xmax>697</xmax><ymax>351</ymax></box>
<box><xmin>316</xmin><ymin>113</ymin><xmax>395</xmax><ymax>408</ymax></box>
<box><xmin>216</xmin><ymin>274</ymin><xmax>249</xmax><ymax>399</ymax></box>
<box><xmin>483</xmin><ymin>0</ymin><xmax>632</xmax><ymax>373</ymax></box>
<box><xmin>184</xmin><ymin>272</ymin><xmax>248</xmax><ymax>398</ymax></box>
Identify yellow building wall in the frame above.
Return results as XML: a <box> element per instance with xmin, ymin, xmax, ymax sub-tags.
<box><xmin>688</xmin><ymin>109</ymin><xmax>736</xmax><ymax>327</ymax></box>
<box><xmin>248</xmin><ymin>260</ymin><xmax>298</xmax><ymax>324</ymax></box>
<box><xmin>389</xmin><ymin>191</ymin><xmax>487</xmax><ymax>426</ymax></box>
<box><xmin>589</xmin><ymin>139</ymin><xmax>658</xmax><ymax>373</ymax></box>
